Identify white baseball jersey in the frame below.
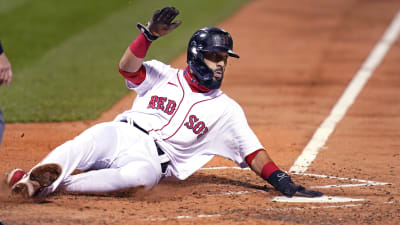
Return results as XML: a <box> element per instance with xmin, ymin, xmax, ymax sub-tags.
<box><xmin>114</xmin><ymin>60</ymin><xmax>263</xmax><ymax>180</ymax></box>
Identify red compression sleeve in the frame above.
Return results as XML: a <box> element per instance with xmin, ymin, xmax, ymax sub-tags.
<box><xmin>245</xmin><ymin>149</ymin><xmax>280</xmax><ymax>180</ymax></box>
<box><xmin>245</xmin><ymin>149</ymin><xmax>264</xmax><ymax>165</ymax></box>
<box><xmin>118</xmin><ymin>65</ymin><xmax>146</xmax><ymax>85</ymax></box>
<box><xmin>129</xmin><ymin>32</ymin><xmax>152</xmax><ymax>58</ymax></box>
<box><xmin>261</xmin><ymin>162</ymin><xmax>280</xmax><ymax>180</ymax></box>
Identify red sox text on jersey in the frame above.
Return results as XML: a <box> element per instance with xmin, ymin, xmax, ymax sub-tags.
<box><xmin>147</xmin><ymin>95</ymin><xmax>209</xmax><ymax>138</ymax></box>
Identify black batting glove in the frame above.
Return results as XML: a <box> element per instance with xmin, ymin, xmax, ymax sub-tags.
<box><xmin>267</xmin><ymin>170</ymin><xmax>323</xmax><ymax>197</ymax></box>
<box><xmin>137</xmin><ymin>6</ymin><xmax>182</xmax><ymax>41</ymax></box>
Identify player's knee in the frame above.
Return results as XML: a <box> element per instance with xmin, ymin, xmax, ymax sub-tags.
<box><xmin>119</xmin><ymin>162</ymin><xmax>160</xmax><ymax>189</ymax></box>
<box><xmin>91</xmin><ymin>123</ymin><xmax>119</xmax><ymax>147</ymax></box>
<box><xmin>74</xmin><ymin>122</ymin><xmax>119</xmax><ymax>156</ymax></box>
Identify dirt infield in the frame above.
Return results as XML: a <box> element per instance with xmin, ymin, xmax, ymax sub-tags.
<box><xmin>1</xmin><ymin>0</ymin><xmax>400</xmax><ymax>224</ymax></box>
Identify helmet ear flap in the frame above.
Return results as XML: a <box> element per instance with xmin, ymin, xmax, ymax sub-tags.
<box><xmin>188</xmin><ymin>48</ymin><xmax>213</xmax><ymax>82</ymax></box>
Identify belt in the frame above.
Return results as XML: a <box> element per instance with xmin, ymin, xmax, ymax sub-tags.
<box><xmin>120</xmin><ymin>119</ymin><xmax>169</xmax><ymax>173</ymax></box>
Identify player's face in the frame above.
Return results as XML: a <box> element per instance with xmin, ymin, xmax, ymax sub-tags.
<box><xmin>203</xmin><ymin>51</ymin><xmax>228</xmax><ymax>81</ymax></box>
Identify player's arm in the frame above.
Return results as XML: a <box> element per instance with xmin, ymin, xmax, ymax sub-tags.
<box><xmin>246</xmin><ymin>149</ymin><xmax>323</xmax><ymax>197</ymax></box>
<box><xmin>119</xmin><ymin>7</ymin><xmax>181</xmax><ymax>74</ymax></box>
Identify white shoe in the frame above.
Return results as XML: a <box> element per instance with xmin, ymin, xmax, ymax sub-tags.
<box><xmin>11</xmin><ymin>163</ymin><xmax>62</xmax><ymax>198</ymax></box>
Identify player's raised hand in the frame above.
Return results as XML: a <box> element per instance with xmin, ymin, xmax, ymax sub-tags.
<box><xmin>137</xmin><ymin>7</ymin><xmax>182</xmax><ymax>41</ymax></box>
<box><xmin>149</xmin><ymin>7</ymin><xmax>181</xmax><ymax>36</ymax></box>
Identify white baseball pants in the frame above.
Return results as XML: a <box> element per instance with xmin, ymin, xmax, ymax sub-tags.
<box><xmin>34</xmin><ymin>122</ymin><xmax>163</xmax><ymax>197</ymax></box>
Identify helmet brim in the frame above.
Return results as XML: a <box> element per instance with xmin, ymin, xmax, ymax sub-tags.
<box><xmin>228</xmin><ymin>50</ymin><xmax>239</xmax><ymax>58</ymax></box>
<box><xmin>201</xmin><ymin>47</ymin><xmax>240</xmax><ymax>58</ymax></box>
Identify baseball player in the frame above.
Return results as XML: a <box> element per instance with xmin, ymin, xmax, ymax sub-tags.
<box><xmin>0</xmin><ymin>41</ymin><xmax>13</xmax><ymax>148</ymax></box>
<box><xmin>6</xmin><ymin>7</ymin><xmax>322</xmax><ymax>199</ymax></box>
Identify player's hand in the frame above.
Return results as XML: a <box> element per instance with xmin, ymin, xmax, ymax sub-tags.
<box><xmin>0</xmin><ymin>53</ymin><xmax>13</xmax><ymax>87</ymax></box>
<box><xmin>137</xmin><ymin>7</ymin><xmax>182</xmax><ymax>41</ymax></box>
<box><xmin>267</xmin><ymin>170</ymin><xmax>323</xmax><ymax>197</ymax></box>
<box><xmin>148</xmin><ymin>7</ymin><xmax>181</xmax><ymax>37</ymax></box>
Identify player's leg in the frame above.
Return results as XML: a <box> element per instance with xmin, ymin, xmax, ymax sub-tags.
<box><xmin>12</xmin><ymin>122</ymin><xmax>128</xmax><ymax>197</ymax></box>
<box><xmin>36</xmin><ymin>122</ymin><xmax>161</xmax><ymax>196</ymax></box>
<box><xmin>60</xmin><ymin>160</ymin><xmax>161</xmax><ymax>193</ymax></box>
<box><xmin>57</xmin><ymin>127</ymin><xmax>162</xmax><ymax>194</ymax></box>
<box><xmin>39</xmin><ymin>122</ymin><xmax>121</xmax><ymax>191</ymax></box>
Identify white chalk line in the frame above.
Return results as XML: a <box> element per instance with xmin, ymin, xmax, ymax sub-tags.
<box><xmin>289</xmin><ymin>10</ymin><xmax>400</xmax><ymax>174</ymax></box>
<box><xmin>273</xmin><ymin>195</ymin><xmax>365</xmax><ymax>203</ymax></box>
<box><xmin>267</xmin><ymin>201</ymin><xmax>393</xmax><ymax>211</ymax></box>
<box><xmin>143</xmin><ymin>201</ymin><xmax>394</xmax><ymax>221</ymax></box>
<box><xmin>145</xmin><ymin>214</ymin><xmax>221</xmax><ymax>221</ymax></box>
<box><xmin>202</xmin><ymin>190</ymin><xmax>263</xmax><ymax>196</ymax></box>
<box><xmin>312</xmin><ymin>183</ymin><xmax>385</xmax><ymax>189</ymax></box>
<box><xmin>291</xmin><ymin>172</ymin><xmax>391</xmax><ymax>188</ymax></box>
<box><xmin>200</xmin><ymin>166</ymin><xmax>390</xmax><ymax>188</ymax></box>
<box><xmin>201</xmin><ymin>166</ymin><xmax>390</xmax><ymax>203</ymax></box>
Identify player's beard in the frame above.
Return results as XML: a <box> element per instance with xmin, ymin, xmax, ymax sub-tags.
<box><xmin>213</xmin><ymin>66</ymin><xmax>224</xmax><ymax>81</ymax></box>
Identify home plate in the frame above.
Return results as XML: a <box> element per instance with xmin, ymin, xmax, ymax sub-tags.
<box><xmin>272</xmin><ymin>196</ymin><xmax>365</xmax><ymax>203</ymax></box>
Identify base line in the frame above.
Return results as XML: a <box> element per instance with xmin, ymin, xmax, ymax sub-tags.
<box><xmin>143</xmin><ymin>202</ymin><xmax>394</xmax><ymax>221</ymax></box>
<box><xmin>289</xmin><ymin>10</ymin><xmax>400</xmax><ymax>173</ymax></box>
<box><xmin>200</xmin><ymin>166</ymin><xmax>390</xmax><ymax>188</ymax></box>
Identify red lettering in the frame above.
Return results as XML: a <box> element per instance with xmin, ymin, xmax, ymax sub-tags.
<box><xmin>147</xmin><ymin>96</ymin><xmax>158</xmax><ymax>109</ymax></box>
<box><xmin>164</xmin><ymin>100</ymin><xmax>176</xmax><ymax>115</ymax></box>
<box><xmin>147</xmin><ymin>96</ymin><xmax>177</xmax><ymax>115</ymax></box>
<box><xmin>185</xmin><ymin>115</ymin><xmax>209</xmax><ymax>138</ymax></box>
<box><xmin>193</xmin><ymin>121</ymin><xmax>205</xmax><ymax>134</ymax></box>
<box><xmin>185</xmin><ymin>115</ymin><xmax>198</xmax><ymax>129</ymax></box>
<box><xmin>157</xmin><ymin>97</ymin><xmax>167</xmax><ymax>110</ymax></box>
<box><xmin>197</xmin><ymin>127</ymin><xmax>208</xmax><ymax>138</ymax></box>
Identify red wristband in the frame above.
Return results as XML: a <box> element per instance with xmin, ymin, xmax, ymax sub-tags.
<box><xmin>261</xmin><ymin>162</ymin><xmax>280</xmax><ymax>180</ymax></box>
<box><xmin>129</xmin><ymin>32</ymin><xmax>152</xmax><ymax>58</ymax></box>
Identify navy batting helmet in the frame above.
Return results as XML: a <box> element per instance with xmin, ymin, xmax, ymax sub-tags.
<box><xmin>187</xmin><ymin>27</ymin><xmax>239</xmax><ymax>89</ymax></box>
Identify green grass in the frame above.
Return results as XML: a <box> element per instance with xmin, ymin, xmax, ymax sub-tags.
<box><xmin>0</xmin><ymin>0</ymin><xmax>249</xmax><ymax>122</ymax></box>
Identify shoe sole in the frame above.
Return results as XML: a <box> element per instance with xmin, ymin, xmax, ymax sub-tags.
<box><xmin>11</xmin><ymin>163</ymin><xmax>62</xmax><ymax>198</ymax></box>
<box><xmin>11</xmin><ymin>180</ymin><xmax>37</xmax><ymax>198</ymax></box>
<box><xmin>30</xmin><ymin>163</ymin><xmax>62</xmax><ymax>187</ymax></box>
